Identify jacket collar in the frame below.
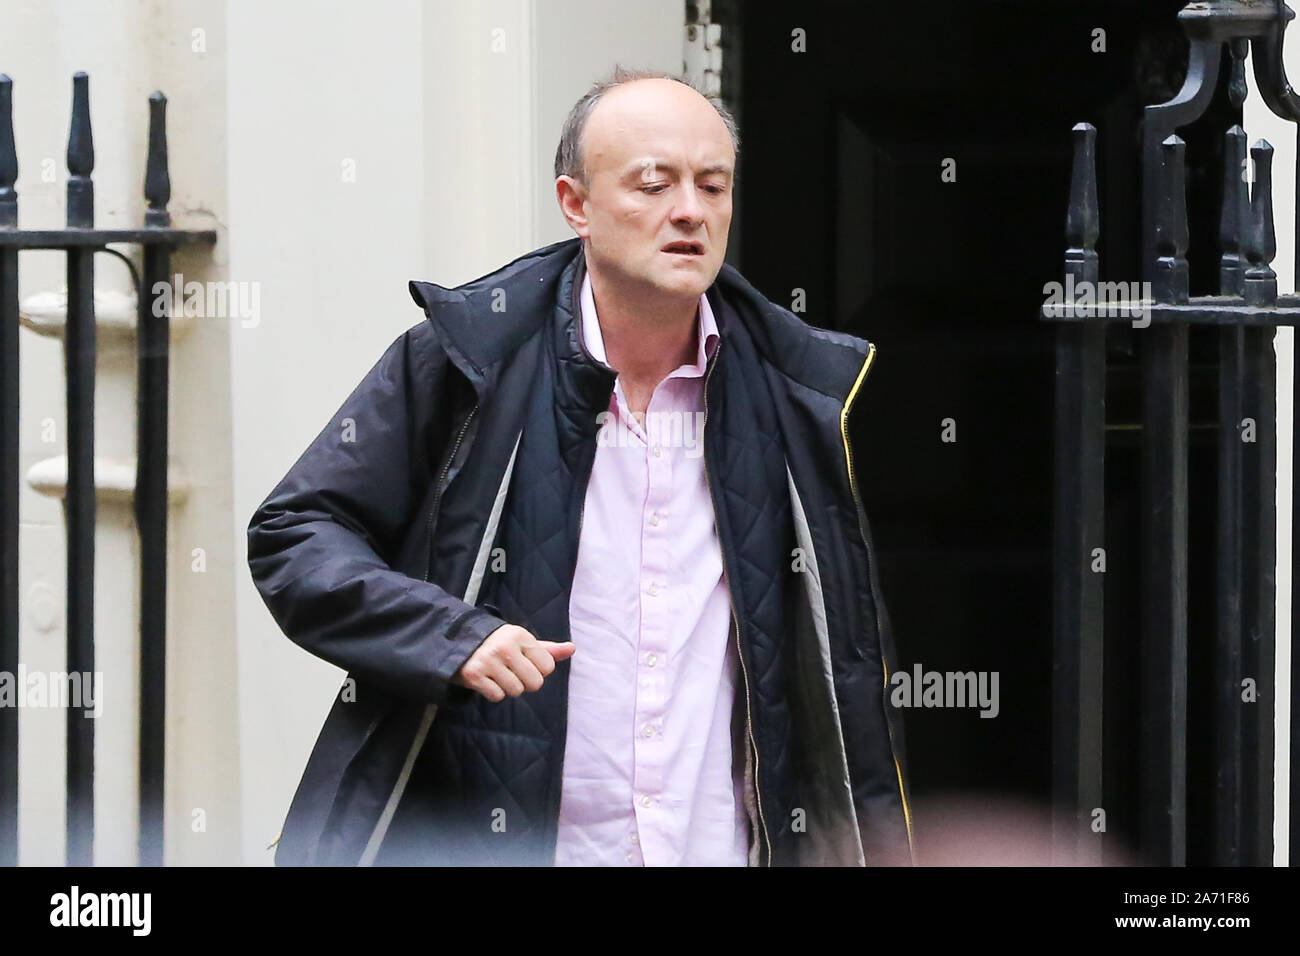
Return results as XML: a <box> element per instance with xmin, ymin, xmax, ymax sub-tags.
<box><xmin>408</xmin><ymin>237</ymin><xmax>874</xmax><ymax>408</ymax></box>
<box><xmin>555</xmin><ymin>248</ymin><xmax>618</xmax><ymax>425</ymax></box>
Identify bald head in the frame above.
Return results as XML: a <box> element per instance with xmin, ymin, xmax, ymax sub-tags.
<box><xmin>579</xmin><ymin>78</ymin><xmax>735</xmax><ymax>190</ymax></box>
<box><xmin>554</xmin><ymin>69</ymin><xmax>740</xmax><ymax>184</ymax></box>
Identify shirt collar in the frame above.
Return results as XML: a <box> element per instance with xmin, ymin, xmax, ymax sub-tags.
<box><xmin>579</xmin><ymin>271</ymin><xmax>720</xmax><ymax>376</ymax></box>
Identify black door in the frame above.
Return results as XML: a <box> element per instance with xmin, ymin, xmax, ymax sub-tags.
<box><xmin>721</xmin><ymin>0</ymin><xmax>1239</xmax><ymax>864</ymax></box>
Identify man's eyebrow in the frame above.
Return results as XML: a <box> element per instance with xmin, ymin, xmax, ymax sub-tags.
<box><xmin>621</xmin><ymin>160</ymin><xmax>734</xmax><ymax>180</ymax></box>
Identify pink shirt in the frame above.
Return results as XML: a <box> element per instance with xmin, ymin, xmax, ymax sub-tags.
<box><xmin>553</xmin><ymin>272</ymin><xmax>749</xmax><ymax>866</ymax></box>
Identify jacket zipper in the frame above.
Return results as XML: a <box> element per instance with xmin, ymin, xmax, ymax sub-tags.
<box><xmin>424</xmin><ymin>405</ymin><xmax>478</xmax><ymax>581</ymax></box>
<box><xmin>840</xmin><ymin>343</ymin><xmax>915</xmax><ymax>857</ymax></box>
<box><xmin>701</xmin><ymin>338</ymin><xmax>772</xmax><ymax>866</ymax></box>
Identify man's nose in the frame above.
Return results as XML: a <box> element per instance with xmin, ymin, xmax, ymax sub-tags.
<box><xmin>671</xmin><ymin>184</ymin><xmax>706</xmax><ymax>226</ymax></box>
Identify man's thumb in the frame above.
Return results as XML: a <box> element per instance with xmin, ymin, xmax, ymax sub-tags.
<box><xmin>541</xmin><ymin>641</ymin><xmax>576</xmax><ymax>660</ymax></box>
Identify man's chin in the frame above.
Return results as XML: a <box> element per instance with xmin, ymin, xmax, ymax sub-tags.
<box><xmin>650</xmin><ymin>264</ymin><xmax>718</xmax><ymax>300</ymax></box>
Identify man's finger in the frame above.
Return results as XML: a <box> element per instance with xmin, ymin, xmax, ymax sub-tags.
<box><xmin>469</xmin><ymin>673</ymin><xmax>506</xmax><ymax>703</ymax></box>
<box><xmin>539</xmin><ymin>641</ymin><xmax>576</xmax><ymax>661</ymax></box>
<box><xmin>508</xmin><ymin>653</ymin><xmax>546</xmax><ymax>692</ymax></box>
<box><xmin>520</xmin><ymin>642</ymin><xmax>558</xmax><ymax>677</ymax></box>
<box><xmin>488</xmin><ymin>660</ymin><xmax>527</xmax><ymax>698</ymax></box>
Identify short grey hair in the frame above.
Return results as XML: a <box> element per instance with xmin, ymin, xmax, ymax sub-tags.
<box><xmin>553</xmin><ymin>66</ymin><xmax>741</xmax><ymax>184</ymax></box>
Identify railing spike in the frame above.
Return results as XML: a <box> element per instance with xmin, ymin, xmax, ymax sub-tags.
<box><xmin>66</xmin><ymin>72</ymin><xmax>93</xmax><ymax>228</ymax></box>
<box><xmin>1154</xmin><ymin>133</ymin><xmax>1189</xmax><ymax>304</ymax></box>
<box><xmin>1220</xmin><ymin>125</ymin><xmax>1249</xmax><ymax>296</ymax></box>
<box><xmin>144</xmin><ymin>91</ymin><xmax>170</xmax><ymax>228</ymax></box>
<box><xmin>0</xmin><ymin>76</ymin><xmax>15</xmax><ymax>228</ymax></box>
<box><xmin>1244</xmin><ymin>139</ymin><xmax>1277</xmax><ymax>305</ymax></box>
<box><xmin>1066</xmin><ymin>122</ymin><xmax>1099</xmax><ymax>257</ymax></box>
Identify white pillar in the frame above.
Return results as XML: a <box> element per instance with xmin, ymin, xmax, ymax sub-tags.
<box><xmin>226</xmin><ymin>0</ymin><xmax>430</xmax><ymax>865</ymax></box>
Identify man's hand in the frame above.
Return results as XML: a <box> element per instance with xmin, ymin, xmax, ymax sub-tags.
<box><xmin>451</xmin><ymin>623</ymin><xmax>576</xmax><ymax>702</ymax></box>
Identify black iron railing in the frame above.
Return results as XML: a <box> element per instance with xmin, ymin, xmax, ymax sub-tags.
<box><xmin>0</xmin><ymin>72</ymin><xmax>215</xmax><ymax>866</ymax></box>
<box><xmin>1043</xmin><ymin>0</ymin><xmax>1298</xmax><ymax>867</ymax></box>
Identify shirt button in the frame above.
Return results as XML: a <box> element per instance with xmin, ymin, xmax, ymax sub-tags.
<box><xmin>641</xmin><ymin>795</ymin><xmax>652</xmax><ymax>807</ymax></box>
<box><xmin>652</xmin><ymin>445</ymin><xmax>662</xmax><ymax>458</ymax></box>
<box><xmin>648</xmin><ymin>582</ymin><xmax>660</xmax><ymax>596</ymax></box>
<box><xmin>649</xmin><ymin>512</ymin><xmax>660</xmax><ymax>526</ymax></box>
<box><xmin>642</xmin><ymin>724</ymin><xmax>654</xmax><ymax>737</ymax></box>
<box><xmin>626</xmin><ymin>851</ymin><xmax>635</xmax><ymax>863</ymax></box>
<box><xmin>630</xmin><ymin>834</ymin><xmax>639</xmax><ymax>844</ymax></box>
<box><xmin>646</xmin><ymin>653</ymin><xmax>657</xmax><ymax>667</ymax></box>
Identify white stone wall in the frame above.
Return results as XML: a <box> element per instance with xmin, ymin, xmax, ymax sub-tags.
<box><xmin>1</xmin><ymin>0</ymin><xmax>237</xmax><ymax>867</ymax></box>
<box><xmin>3</xmin><ymin>0</ymin><xmax>683</xmax><ymax>865</ymax></box>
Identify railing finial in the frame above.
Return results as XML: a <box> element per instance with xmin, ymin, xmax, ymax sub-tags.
<box><xmin>0</xmin><ymin>75</ymin><xmax>15</xmax><ymax>229</ymax></box>
<box><xmin>1243</xmin><ymin>138</ymin><xmax>1277</xmax><ymax>305</ymax></box>
<box><xmin>1229</xmin><ymin>37</ymin><xmax>1250</xmax><ymax>108</ymax></box>
<box><xmin>144</xmin><ymin>91</ymin><xmax>170</xmax><ymax>228</ymax></box>
<box><xmin>1219</xmin><ymin>125</ymin><xmax>1249</xmax><ymax>296</ymax></box>
<box><xmin>1066</xmin><ymin>122</ymin><xmax>1099</xmax><ymax>260</ymax></box>
<box><xmin>1154</xmin><ymin>134</ymin><xmax>1190</xmax><ymax>304</ymax></box>
<box><xmin>66</xmin><ymin>72</ymin><xmax>93</xmax><ymax>228</ymax></box>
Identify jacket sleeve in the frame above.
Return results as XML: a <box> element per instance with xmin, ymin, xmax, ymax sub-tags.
<box><xmin>246</xmin><ymin>320</ymin><xmax>507</xmax><ymax>705</ymax></box>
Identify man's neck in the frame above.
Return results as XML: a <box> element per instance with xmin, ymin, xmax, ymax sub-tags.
<box><xmin>586</xmin><ymin>261</ymin><xmax>699</xmax><ymax>405</ymax></box>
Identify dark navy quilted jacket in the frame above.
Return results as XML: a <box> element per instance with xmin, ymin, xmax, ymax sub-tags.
<box><xmin>247</xmin><ymin>237</ymin><xmax>915</xmax><ymax>867</ymax></box>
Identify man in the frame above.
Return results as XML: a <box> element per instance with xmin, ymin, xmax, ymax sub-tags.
<box><xmin>247</xmin><ymin>68</ymin><xmax>913</xmax><ymax>867</ymax></box>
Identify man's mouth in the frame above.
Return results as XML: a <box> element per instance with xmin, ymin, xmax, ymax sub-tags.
<box><xmin>662</xmin><ymin>241</ymin><xmax>705</xmax><ymax>256</ymax></box>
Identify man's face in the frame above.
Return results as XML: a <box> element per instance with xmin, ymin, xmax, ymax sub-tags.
<box><xmin>558</xmin><ymin>78</ymin><xmax>735</xmax><ymax>303</ymax></box>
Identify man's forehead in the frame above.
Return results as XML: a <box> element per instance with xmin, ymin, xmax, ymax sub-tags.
<box><xmin>584</xmin><ymin>81</ymin><xmax>733</xmax><ymax>172</ymax></box>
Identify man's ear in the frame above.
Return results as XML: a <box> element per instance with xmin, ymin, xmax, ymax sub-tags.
<box><xmin>555</xmin><ymin>175</ymin><xmax>590</xmax><ymax>238</ymax></box>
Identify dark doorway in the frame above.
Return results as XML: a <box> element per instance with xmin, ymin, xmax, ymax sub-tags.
<box><xmin>721</xmin><ymin>0</ymin><xmax>1237</xmax><ymax>863</ymax></box>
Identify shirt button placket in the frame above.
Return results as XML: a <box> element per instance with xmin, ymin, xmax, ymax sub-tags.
<box><xmin>634</xmin><ymin>395</ymin><xmax>672</xmax><ymax>861</ymax></box>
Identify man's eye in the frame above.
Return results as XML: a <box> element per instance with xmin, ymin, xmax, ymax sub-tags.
<box><xmin>702</xmin><ymin>184</ymin><xmax>726</xmax><ymax>195</ymax></box>
<box><xmin>641</xmin><ymin>184</ymin><xmax>668</xmax><ymax>194</ymax></box>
